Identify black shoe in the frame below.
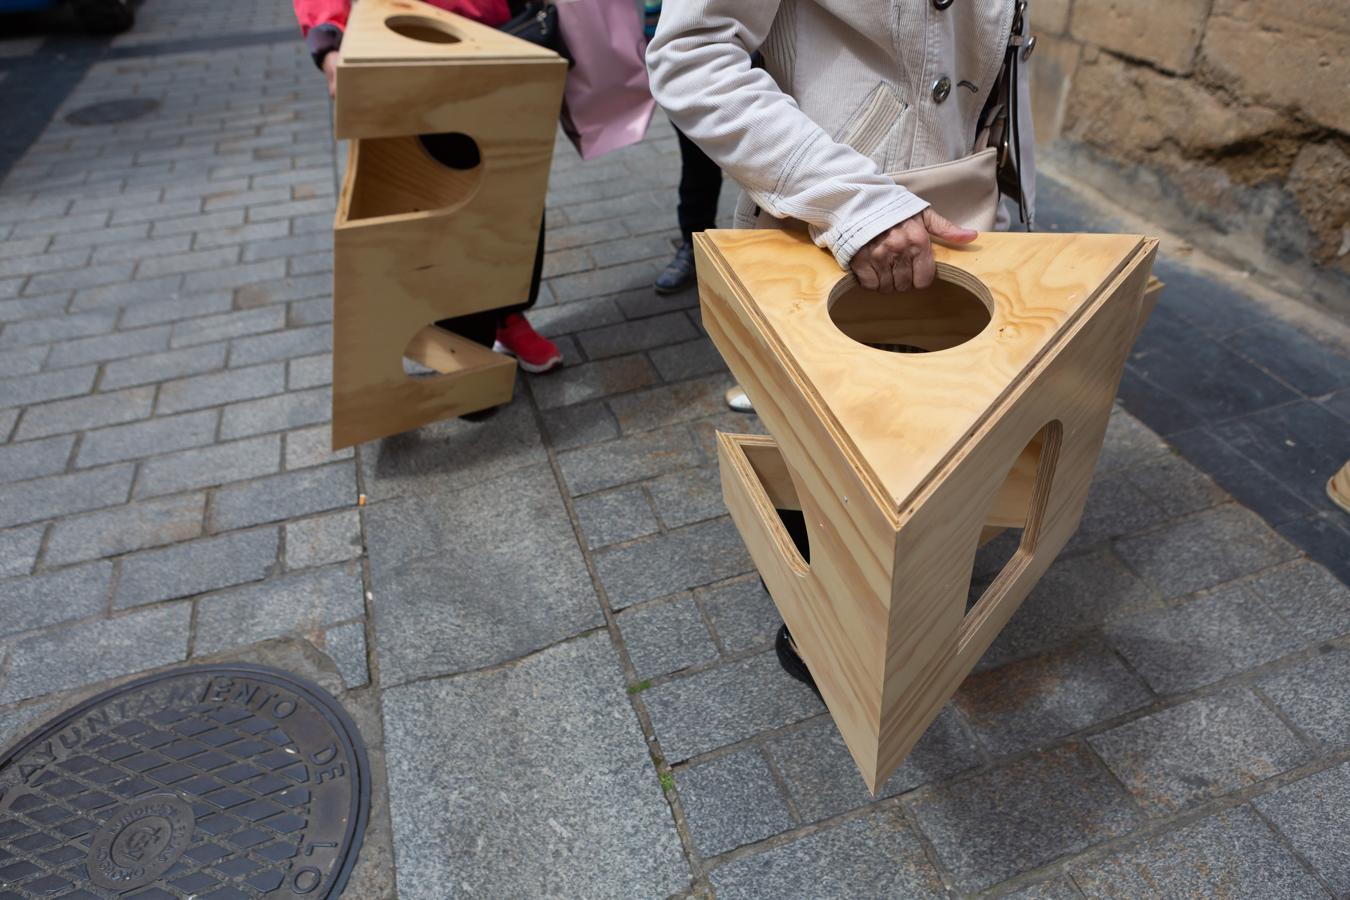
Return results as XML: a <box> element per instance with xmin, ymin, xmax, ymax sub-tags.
<box><xmin>459</xmin><ymin>405</ymin><xmax>500</xmax><ymax>422</ymax></box>
<box><xmin>775</xmin><ymin>624</ymin><xmax>821</xmax><ymax>699</ymax></box>
<box><xmin>654</xmin><ymin>240</ymin><xmax>696</xmax><ymax>294</ymax></box>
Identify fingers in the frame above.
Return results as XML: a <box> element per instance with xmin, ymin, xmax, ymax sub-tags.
<box><xmin>851</xmin><ymin>257</ymin><xmax>879</xmax><ymax>291</ymax></box>
<box><xmin>923</xmin><ymin>208</ymin><xmax>979</xmax><ymax>244</ymax></box>
<box><xmin>872</xmin><ymin>245</ymin><xmax>896</xmax><ymax>293</ymax></box>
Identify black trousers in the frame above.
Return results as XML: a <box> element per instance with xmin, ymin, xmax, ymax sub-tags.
<box><xmin>674</xmin><ymin>125</ymin><xmax>722</xmax><ymax>243</ymax></box>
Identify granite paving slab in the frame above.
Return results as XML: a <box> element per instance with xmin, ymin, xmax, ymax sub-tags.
<box><xmin>1251</xmin><ymin>761</ymin><xmax>1350</xmax><ymax>895</ymax></box>
<box><xmin>365</xmin><ymin>463</ymin><xmax>602</xmax><ymax>685</ymax></box>
<box><xmin>708</xmin><ymin>810</ymin><xmax>946</xmax><ymax>900</ymax></box>
<box><xmin>1087</xmin><ymin>689</ymin><xmax>1310</xmax><ymax>815</ymax></box>
<box><xmin>1071</xmin><ymin>805</ymin><xmax>1324</xmax><ymax>898</ymax></box>
<box><xmin>906</xmin><ymin>743</ymin><xmax>1141</xmax><ymax>892</ymax></box>
<box><xmin>643</xmin><ymin>651</ymin><xmax>823</xmax><ymax>763</ymax></box>
<box><xmin>381</xmin><ymin>632</ymin><xmax>689</xmax><ymax>899</ymax></box>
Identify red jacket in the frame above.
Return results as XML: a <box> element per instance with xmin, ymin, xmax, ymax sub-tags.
<box><xmin>293</xmin><ymin>0</ymin><xmax>511</xmax><ymax>36</ymax></box>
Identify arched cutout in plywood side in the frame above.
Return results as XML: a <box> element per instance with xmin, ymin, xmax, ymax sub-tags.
<box><xmin>340</xmin><ymin>133</ymin><xmax>485</xmax><ymax>225</ymax></box>
<box><xmin>959</xmin><ymin>419</ymin><xmax>1064</xmax><ymax>647</ymax></box>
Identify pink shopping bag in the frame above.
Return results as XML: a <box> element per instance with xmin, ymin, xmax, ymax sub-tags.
<box><xmin>555</xmin><ymin>0</ymin><xmax>656</xmax><ymax>160</ymax></box>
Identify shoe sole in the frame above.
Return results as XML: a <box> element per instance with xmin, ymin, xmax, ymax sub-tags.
<box><xmin>493</xmin><ymin>340</ymin><xmax>563</xmax><ymax>374</ymax></box>
<box><xmin>652</xmin><ymin>282</ymin><xmax>692</xmax><ymax>296</ymax></box>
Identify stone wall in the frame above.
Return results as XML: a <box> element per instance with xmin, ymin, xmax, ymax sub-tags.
<box><xmin>1030</xmin><ymin>0</ymin><xmax>1349</xmax><ymax>317</ymax></box>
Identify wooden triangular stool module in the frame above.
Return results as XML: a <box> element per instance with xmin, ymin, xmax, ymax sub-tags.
<box><xmin>330</xmin><ymin>0</ymin><xmax>566</xmax><ymax>449</ymax></box>
<box><xmin>696</xmin><ymin>229</ymin><xmax>1160</xmax><ymax>791</ymax></box>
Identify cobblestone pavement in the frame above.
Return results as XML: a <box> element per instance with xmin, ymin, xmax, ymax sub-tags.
<box><xmin>2</xmin><ymin>5</ymin><xmax>1349</xmax><ymax>898</ymax></box>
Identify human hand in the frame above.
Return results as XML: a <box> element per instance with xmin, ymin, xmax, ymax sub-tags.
<box><xmin>322</xmin><ymin>50</ymin><xmax>341</xmax><ymax>98</ymax></box>
<box><xmin>849</xmin><ymin>208</ymin><xmax>978</xmax><ymax>293</ymax></box>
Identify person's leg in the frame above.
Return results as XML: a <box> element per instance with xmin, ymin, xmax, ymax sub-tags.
<box><xmin>655</xmin><ymin>126</ymin><xmax>722</xmax><ymax>294</ymax></box>
<box><xmin>490</xmin><ymin>214</ymin><xmax>563</xmax><ymax>373</ymax></box>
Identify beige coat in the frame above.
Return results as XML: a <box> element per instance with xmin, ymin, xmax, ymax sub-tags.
<box><xmin>646</xmin><ymin>0</ymin><xmax>1036</xmax><ymax>268</ymax></box>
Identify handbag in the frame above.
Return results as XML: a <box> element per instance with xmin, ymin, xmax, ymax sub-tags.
<box><xmin>501</xmin><ymin>1</ymin><xmax>573</xmax><ymax>67</ymax></box>
<box><xmin>554</xmin><ymin>0</ymin><xmax>657</xmax><ymax>160</ymax></box>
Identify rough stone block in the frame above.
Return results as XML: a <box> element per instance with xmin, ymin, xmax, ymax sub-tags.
<box><xmin>595</xmin><ymin>518</ymin><xmax>753</xmax><ymax>610</ymax></box>
<box><xmin>906</xmin><ymin>743</ymin><xmax>1140</xmax><ymax>892</ymax></box>
<box><xmin>1202</xmin><ymin>0</ymin><xmax>1350</xmax><ymax>133</ymax></box>
<box><xmin>381</xmin><ymin>631</ymin><xmax>689</xmax><ymax>898</ymax></box>
<box><xmin>1072</xmin><ymin>805</ymin><xmax>1324</xmax><ymax>898</ymax></box>
<box><xmin>0</xmin><ymin>602</ymin><xmax>191</xmax><ymax>704</ymax></box>
<box><xmin>1115</xmin><ymin>505</ymin><xmax>1299</xmax><ymax>599</ymax></box>
<box><xmin>1088</xmin><ymin>689</ymin><xmax>1309</xmax><ymax>815</ymax></box>
<box><xmin>114</xmin><ymin>526</ymin><xmax>280</xmax><ymax>609</ymax></box>
<box><xmin>365</xmin><ymin>463</ymin><xmax>602</xmax><ymax>684</ymax></box>
<box><xmin>285</xmin><ymin>510</ymin><xmax>362</xmax><ymax>570</ymax></box>
<box><xmin>677</xmin><ymin>748</ymin><xmax>794</xmax><ymax>857</ymax></box>
<box><xmin>617</xmin><ymin>596</ymin><xmax>718</xmax><ymax>679</ymax></box>
<box><xmin>0</xmin><ymin>560</ymin><xmax>111</xmax><ymax>639</ymax></box>
<box><xmin>709</xmin><ymin>810</ymin><xmax>945</xmax><ymax>900</ymax></box>
<box><xmin>134</xmin><ymin>434</ymin><xmax>281</xmax><ymax>498</ymax></box>
<box><xmin>643</xmin><ymin>651</ymin><xmax>823</xmax><ymax>762</ymax></box>
<box><xmin>193</xmin><ymin>562</ymin><xmax>363</xmax><ymax>655</ymax></box>
<box><xmin>1071</xmin><ymin>0</ymin><xmax>1208</xmax><ymax>73</ymax></box>
<box><xmin>209</xmin><ymin>460</ymin><xmax>354</xmax><ymax>531</ymax></box>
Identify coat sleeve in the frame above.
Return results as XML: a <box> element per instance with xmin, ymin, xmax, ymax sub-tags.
<box><xmin>646</xmin><ymin>0</ymin><xmax>929</xmax><ymax>269</ymax></box>
<box><xmin>293</xmin><ymin>0</ymin><xmax>348</xmax><ymax>34</ymax></box>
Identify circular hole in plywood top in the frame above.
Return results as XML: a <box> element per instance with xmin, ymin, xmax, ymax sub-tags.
<box><xmin>385</xmin><ymin>14</ymin><xmax>462</xmax><ymax>43</ymax></box>
<box><xmin>828</xmin><ymin>266</ymin><xmax>992</xmax><ymax>354</ymax></box>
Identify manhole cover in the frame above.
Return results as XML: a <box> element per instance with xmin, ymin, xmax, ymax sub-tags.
<box><xmin>0</xmin><ymin>664</ymin><xmax>369</xmax><ymax>898</ymax></box>
<box><xmin>64</xmin><ymin>98</ymin><xmax>160</xmax><ymax>126</ymax></box>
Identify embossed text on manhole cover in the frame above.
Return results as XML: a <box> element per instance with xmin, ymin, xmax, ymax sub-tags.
<box><xmin>65</xmin><ymin>98</ymin><xmax>160</xmax><ymax>126</ymax></box>
<box><xmin>0</xmin><ymin>664</ymin><xmax>369</xmax><ymax>898</ymax></box>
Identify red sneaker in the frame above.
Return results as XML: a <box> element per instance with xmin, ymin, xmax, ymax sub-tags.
<box><xmin>494</xmin><ymin>313</ymin><xmax>563</xmax><ymax>374</ymax></box>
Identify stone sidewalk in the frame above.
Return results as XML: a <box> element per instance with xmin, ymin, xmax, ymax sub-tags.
<box><xmin>2</xmin><ymin>4</ymin><xmax>1350</xmax><ymax>897</ymax></box>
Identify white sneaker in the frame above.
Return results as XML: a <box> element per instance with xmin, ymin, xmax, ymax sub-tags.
<box><xmin>725</xmin><ymin>386</ymin><xmax>754</xmax><ymax>413</ymax></box>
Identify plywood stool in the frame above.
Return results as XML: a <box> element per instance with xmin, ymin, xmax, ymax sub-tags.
<box><xmin>696</xmin><ymin>229</ymin><xmax>1160</xmax><ymax>791</ymax></box>
<box><xmin>330</xmin><ymin>0</ymin><xmax>567</xmax><ymax>448</ymax></box>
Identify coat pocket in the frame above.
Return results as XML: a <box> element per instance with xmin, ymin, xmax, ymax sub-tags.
<box><xmin>835</xmin><ymin>82</ymin><xmax>906</xmax><ymax>164</ymax></box>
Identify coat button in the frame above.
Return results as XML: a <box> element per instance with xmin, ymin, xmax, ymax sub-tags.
<box><xmin>933</xmin><ymin>0</ymin><xmax>953</xmax><ymax>8</ymax></box>
<box><xmin>932</xmin><ymin>76</ymin><xmax>952</xmax><ymax>104</ymax></box>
